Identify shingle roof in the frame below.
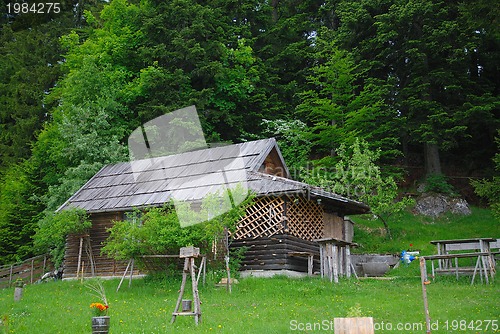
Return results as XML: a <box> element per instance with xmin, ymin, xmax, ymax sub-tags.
<box><xmin>57</xmin><ymin>138</ymin><xmax>369</xmax><ymax>214</ymax></box>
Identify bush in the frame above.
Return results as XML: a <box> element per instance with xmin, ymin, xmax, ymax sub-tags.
<box><xmin>33</xmin><ymin>208</ymin><xmax>91</xmax><ymax>268</ymax></box>
<box><xmin>424</xmin><ymin>173</ymin><xmax>455</xmax><ymax>195</ymax></box>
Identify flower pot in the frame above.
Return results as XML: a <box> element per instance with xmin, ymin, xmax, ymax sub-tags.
<box><xmin>91</xmin><ymin>316</ymin><xmax>110</xmax><ymax>334</ymax></box>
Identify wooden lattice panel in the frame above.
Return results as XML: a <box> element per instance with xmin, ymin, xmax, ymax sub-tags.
<box><xmin>286</xmin><ymin>196</ymin><xmax>324</xmax><ymax>241</ymax></box>
<box><xmin>234</xmin><ymin>197</ymin><xmax>284</xmax><ymax>239</ymax></box>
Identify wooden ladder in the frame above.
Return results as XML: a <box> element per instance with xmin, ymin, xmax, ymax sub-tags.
<box><xmin>171</xmin><ymin>247</ymin><xmax>202</xmax><ymax>325</ymax></box>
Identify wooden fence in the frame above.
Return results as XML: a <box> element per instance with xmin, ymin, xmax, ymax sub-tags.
<box><xmin>0</xmin><ymin>255</ymin><xmax>54</xmax><ymax>289</ymax></box>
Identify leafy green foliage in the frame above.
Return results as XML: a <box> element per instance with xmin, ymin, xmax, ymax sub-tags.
<box><xmin>471</xmin><ymin>132</ymin><xmax>500</xmax><ymax>218</ymax></box>
<box><xmin>424</xmin><ymin>174</ymin><xmax>456</xmax><ymax>195</ymax></box>
<box><xmin>303</xmin><ymin>138</ymin><xmax>414</xmax><ymax>237</ymax></box>
<box><xmin>102</xmin><ymin>188</ymin><xmax>254</xmax><ymax>260</ymax></box>
<box><xmin>0</xmin><ymin>24</ymin><xmax>60</xmax><ymax>171</ymax></box>
<box><xmin>296</xmin><ymin>28</ymin><xmax>400</xmax><ymax>161</ymax></box>
<box><xmin>259</xmin><ymin>119</ymin><xmax>311</xmax><ymax>173</ymax></box>
<box><xmin>0</xmin><ymin>162</ymin><xmax>44</xmax><ymax>264</ymax></box>
<box><xmin>33</xmin><ymin>208</ymin><xmax>91</xmax><ymax>268</ymax></box>
<box><xmin>102</xmin><ymin>206</ymin><xmax>206</xmax><ymax>260</ymax></box>
<box><xmin>0</xmin><ymin>0</ymin><xmax>498</xmax><ymax>264</ymax></box>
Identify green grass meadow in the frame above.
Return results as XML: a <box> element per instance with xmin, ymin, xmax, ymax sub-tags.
<box><xmin>1</xmin><ymin>208</ymin><xmax>499</xmax><ymax>333</ymax></box>
<box><xmin>0</xmin><ymin>271</ymin><xmax>498</xmax><ymax>334</ymax></box>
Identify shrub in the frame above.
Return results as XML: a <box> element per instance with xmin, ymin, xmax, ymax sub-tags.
<box><xmin>424</xmin><ymin>174</ymin><xmax>455</xmax><ymax>195</ymax></box>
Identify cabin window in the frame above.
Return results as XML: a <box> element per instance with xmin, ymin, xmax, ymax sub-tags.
<box><xmin>123</xmin><ymin>211</ymin><xmax>143</xmax><ymax>226</ymax></box>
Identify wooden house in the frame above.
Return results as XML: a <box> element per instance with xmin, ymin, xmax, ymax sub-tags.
<box><xmin>57</xmin><ymin>138</ymin><xmax>369</xmax><ymax>278</ymax></box>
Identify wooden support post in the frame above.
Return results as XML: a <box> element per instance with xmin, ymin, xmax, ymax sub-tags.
<box><xmin>332</xmin><ymin>244</ymin><xmax>339</xmax><ymax>283</ymax></box>
<box><xmin>225</xmin><ymin>255</ymin><xmax>232</xmax><ymax>293</ymax></box>
<box><xmin>471</xmin><ymin>256</ymin><xmax>481</xmax><ymax>285</ymax></box>
<box><xmin>481</xmin><ymin>254</ymin><xmax>489</xmax><ymax>284</ymax></box>
<box><xmin>190</xmin><ymin>257</ymin><xmax>201</xmax><ymax>325</ymax></box>
<box><xmin>171</xmin><ymin>258</ymin><xmax>189</xmax><ymax>324</ymax></box>
<box><xmin>9</xmin><ymin>264</ymin><xmax>13</xmax><ymax>288</ymax></box>
<box><xmin>196</xmin><ymin>256</ymin><xmax>206</xmax><ymax>286</ymax></box>
<box><xmin>419</xmin><ymin>258</ymin><xmax>432</xmax><ymax>334</ymax></box>
<box><xmin>129</xmin><ymin>258</ymin><xmax>134</xmax><ymax>288</ymax></box>
<box><xmin>30</xmin><ymin>258</ymin><xmax>34</xmax><ymax>284</ymax></box>
<box><xmin>327</xmin><ymin>244</ymin><xmax>333</xmax><ymax>282</ymax></box>
<box><xmin>350</xmin><ymin>263</ymin><xmax>359</xmax><ymax>280</ymax></box>
<box><xmin>81</xmin><ymin>261</ymin><xmax>85</xmax><ymax>283</ymax></box>
<box><xmin>85</xmin><ymin>237</ymin><xmax>96</xmax><ymax>277</ymax></box>
<box><xmin>76</xmin><ymin>237</ymin><xmax>83</xmax><ymax>279</ymax></box>
<box><xmin>345</xmin><ymin>246</ymin><xmax>351</xmax><ymax>279</ymax></box>
<box><xmin>308</xmin><ymin>255</ymin><xmax>313</xmax><ymax>277</ymax></box>
<box><xmin>116</xmin><ymin>259</ymin><xmax>132</xmax><ymax>292</ymax></box>
<box><xmin>203</xmin><ymin>256</ymin><xmax>206</xmax><ymax>286</ymax></box>
<box><xmin>319</xmin><ymin>246</ymin><xmax>324</xmax><ymax>278</ymax></box>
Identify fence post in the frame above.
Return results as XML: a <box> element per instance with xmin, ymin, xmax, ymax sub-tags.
<box><xmin>9</xmin><ymin>264</ymin><xmax>14</xmax><ymax>287</ymax></box>
<box><xmin>31</xmin><ymin>258</ymin><xmax>34</xmax><ymax>284</ymax></box>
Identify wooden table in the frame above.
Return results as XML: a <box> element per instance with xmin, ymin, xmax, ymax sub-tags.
<box><xmin>429</xmin><ymin>238</ymin><xmax>496</xmax><ymax>283</ymax></box>
<box><xmin>421</xmin><ymin>252</ymin><xmax>493</xmax><ymax>284</ymax></box>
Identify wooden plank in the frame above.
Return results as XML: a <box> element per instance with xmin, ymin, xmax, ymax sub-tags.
<box><xmin>430</xmin><ymin>238</ymin><xmax>496</xmax><ymax>245</ymax></box>
<box><xmin>422</xmin><ymin>252</ymin><xmax>491</xmax><ymax>260</ymax></box>
<box><xmin>446</xmin><ymin>242</ymin><xmax>481</xmax><ymax>251</ymax></box>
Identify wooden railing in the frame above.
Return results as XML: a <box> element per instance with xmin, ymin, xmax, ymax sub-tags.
<box><xmin>0</xmin><ymin>255</ymin><xmax>53</xmax><ymax>289</ymax></box>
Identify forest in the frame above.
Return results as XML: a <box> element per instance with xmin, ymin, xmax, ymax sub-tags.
<box><xmin>0</xmin><ymin>0</ymin><xmax>498</xmax><ymax>265</ymax></box>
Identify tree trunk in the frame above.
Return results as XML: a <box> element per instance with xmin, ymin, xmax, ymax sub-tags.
<box><xmin>272</xmin><ymin>0</ymin><xmax>280</xmax><ymax>22</ymax></box>
<box><xmin>424</xmin><ymin>142</ymin><xmax>442</xmax><ymax>176</ymax></box>
<box><xmin>377</xmin><ymin>215</ymin><xmax>392</xmax><ymax>239</ymax></box>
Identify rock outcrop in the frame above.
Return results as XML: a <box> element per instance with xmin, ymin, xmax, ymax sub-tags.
<box><xmin>414</xmin><ymin>193</ymin><xmax>471</xmax><ymax>217</ymax></box>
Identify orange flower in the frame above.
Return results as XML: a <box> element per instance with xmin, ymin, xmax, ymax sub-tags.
<box><xmin>90</xmin><ymin>302</ymin><xmax>109</xmax><ymax>315</ymax></box>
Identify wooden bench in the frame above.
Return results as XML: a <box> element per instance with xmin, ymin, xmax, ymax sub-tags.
<box><xmin>422</xmin><ymin>252</ymin><xmax>493</xmax><ymax>284</ymax></box>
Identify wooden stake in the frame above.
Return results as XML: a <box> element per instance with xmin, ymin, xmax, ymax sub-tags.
<box><xmin>225</xmin><ymin>255</ymin><xmax>232</xmax><ymax>293</ymax></box>
<box><xmin>116</xmin><ymin>259</ymin><xmax>132</xmax><ymax>292</ymax></box>
<box><xmin>76</xmin><ymin>237</ymin><xmax>83</xmax><ymax>279</ymax></box>
<box><xmin>129</xmin><ymin>258</ymin><xmax>134</xmax><ymax>288</ymax></box>
<box><xmin>81</xmin><ymin>261</ymin><xmax>85</xmax><ymax>283</ymax></box>
<box><xmin>190</xmin><ymin>257</ymin><xmax>201</xmax><ymax>325</ymax></box>
<box><xmin>419</xmin><ymin>258</ymin><xmax>431</xmax><ymax>333</ymax></box>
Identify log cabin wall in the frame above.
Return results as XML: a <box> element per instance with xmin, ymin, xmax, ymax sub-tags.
<box><xmin>231</xmin><ymin>235</ymin><xmax>320</xmax><ymax>272</ymax></box>
<box><xmin>63</xmin><ymin>212</ymin><xmax>140</xmax><ymax>279</ymax></box>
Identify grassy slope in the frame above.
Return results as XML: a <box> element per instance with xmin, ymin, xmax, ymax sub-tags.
<box><xmin>351</xmin><ymin>207</ymin><xmax>499</xmax><ymax>255</ymax></box>
<box><xmin>0</xmin><ymin>207</ymin><xmax>498</xmax><ymax>334</ymax></box>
